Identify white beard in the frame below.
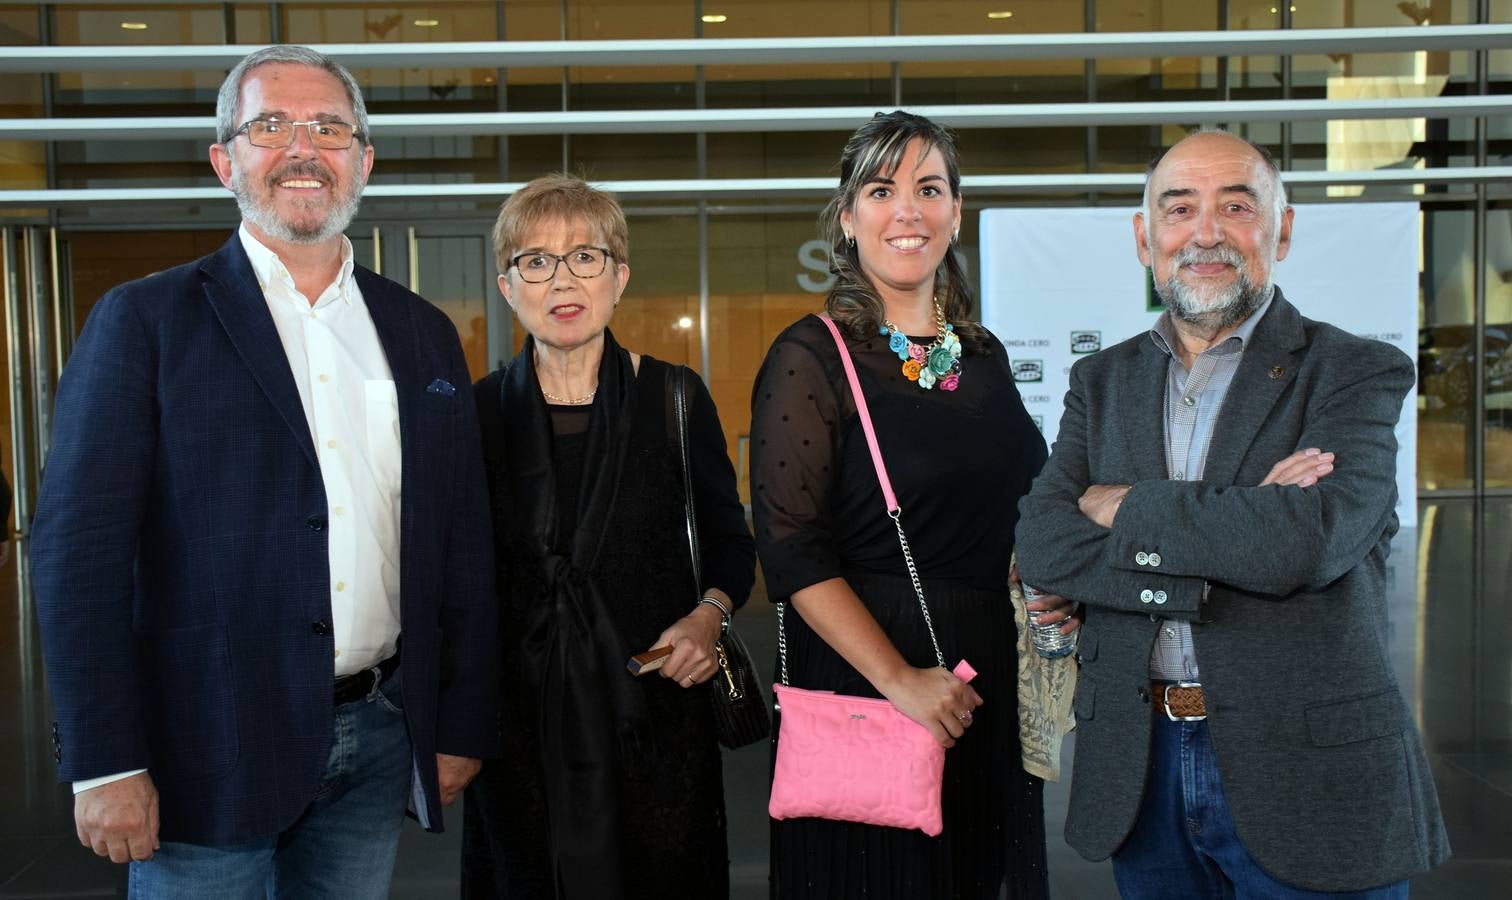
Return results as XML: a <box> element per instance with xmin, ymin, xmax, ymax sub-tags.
<box><xmin>230</xmin><ymin>159</ymin><xmax>364</xmax><ymax>245</ymax></box>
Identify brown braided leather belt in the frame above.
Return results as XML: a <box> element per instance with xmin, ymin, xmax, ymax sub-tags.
<box><xmin>1151</xmin><ymin>681</ymin><xmax>1207</xmax><ymax>721</ymax></box>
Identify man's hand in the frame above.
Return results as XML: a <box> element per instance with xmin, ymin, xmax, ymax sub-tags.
<box><xmin>1078</xmin><ymin>484</ymin><xmax>1131</xmax><ymax>528</ymax></box>
<box><xmin>1260</xmin><ymin>448</ymin><xmax>1335</xmax><ymax>488</ymax></box>
<box><xmin>75</xmin><ymin>771</ymin><xmax>158</xmax><ymax>863</ymax></box>
<box><xmin>1009</xmin><ymin>561</ymin><xmax>1083</xmax><ymax>635</ymax></box>
<box><xmin>436</xmin><ymin>753</ymin><xmax>481</xmax><ymax>807</ymax></box>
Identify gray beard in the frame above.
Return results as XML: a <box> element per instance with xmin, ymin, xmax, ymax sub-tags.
<box><xmin>230</xmin><ymin>162</ymin><xmax>363</xmax><ymax>246</ymax></box>
<box><xmin>1153</xmin><ymin>244</ymin><xmax>1274</xmax><ymax>331</ymax></box>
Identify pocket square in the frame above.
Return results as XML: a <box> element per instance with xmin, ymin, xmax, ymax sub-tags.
<box><xmin>426</xmin><ymin>379</ymin><xmax>456</xmax><ymax>397</ymax></box>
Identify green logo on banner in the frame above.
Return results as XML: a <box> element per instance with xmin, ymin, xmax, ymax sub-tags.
<box><xmin>1071</xmin><ymin>331</ymin><xmax>1101</xmax><ymax>354</ymax></box>
<box><xmin>1012</xmin><ymin>360</ymin><xmax>1044</xmax><ymax>383</ymax></box>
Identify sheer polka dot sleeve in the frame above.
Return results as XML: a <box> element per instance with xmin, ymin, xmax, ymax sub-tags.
<box><xmin>750</xmin><ymin>322</ymin><xmax>846</xmax><ymax>603</ymax></box>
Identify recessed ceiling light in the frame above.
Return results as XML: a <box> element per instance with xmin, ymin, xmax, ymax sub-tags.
<box><xmin>987</xmin><ymin>10</ymin><xmax>1013</xmax><ymax>19</ymax></box>
<box><xmin>701</xmin><ymin>14</ymin><xmax>727</xmax><ymax>23</ymax></box>
<box><xmin>677</xmin><ymin>316</ymin><xmax>694</xmax><ymax>329</ymax></box>
<box><xmin>414</xmin><ymin>18</ymin><xmax>439</xmax><ymax>27</ymax></box>
<box><xmin>120</xmin><ymin>21</ymin><xmax>148</xmax><ymax>30</ymax></box>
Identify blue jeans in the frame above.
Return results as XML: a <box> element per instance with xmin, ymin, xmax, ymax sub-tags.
<box><xmin>128</xmin><ymin>668</ymin><xmax>413</xmax><ymax>899</ymax></box>
<box><xmin>1112</xmin><ymin>715</ymin><xmax>1408</xmax><ymax>900</ymax></box>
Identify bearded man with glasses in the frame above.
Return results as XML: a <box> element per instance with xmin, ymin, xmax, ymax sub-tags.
<box><xmin>31</xmin><ymin>45</ymin><xmax>500</xmax><ymax>898</ymax></box>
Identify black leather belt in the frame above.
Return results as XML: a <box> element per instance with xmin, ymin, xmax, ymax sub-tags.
<box><xmin>334</xmin><ymin>653</ymin><xmax>400</xmax><ymax>705</ymax></box>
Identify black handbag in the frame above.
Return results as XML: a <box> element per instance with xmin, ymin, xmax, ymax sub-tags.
<box><xmin>671</xmin><ymin>366</ymin><xmax>771</xmax><ymax>750</ymax></box>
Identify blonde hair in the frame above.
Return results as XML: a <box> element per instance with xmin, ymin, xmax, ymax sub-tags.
<box><xmin>491</xmin><ymin>174</ymin><xmax>629</xmax><ymax>272</ymax></box>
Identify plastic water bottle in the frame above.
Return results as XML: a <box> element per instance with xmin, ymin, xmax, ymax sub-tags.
<box><xmin>1022</xmin><ymin>583</ymin><xmax>1076</xmax><ymax>659</ymax></box>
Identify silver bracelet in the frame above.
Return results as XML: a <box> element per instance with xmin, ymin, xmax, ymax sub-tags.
<box><xmin>698</xmin><ymin>595</ymin><xmax>732</xmax><ymax>629</ymax></box>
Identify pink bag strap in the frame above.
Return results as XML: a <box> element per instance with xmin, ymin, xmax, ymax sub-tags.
<box><xmin>815</xmin><ymin>314</ymin><xmax>898</xmax><ymax>514</ymax></box>
<box><xmin>771</xmin><ymin>315</ymin><xmax>948</xmax><ymax>687</ymax></box>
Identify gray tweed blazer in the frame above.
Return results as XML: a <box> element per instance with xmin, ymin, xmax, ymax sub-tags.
<box><xmin>1015</xmin><ymin>290</ymin><xmax>1450</xmax><ymax>892</ymax></box>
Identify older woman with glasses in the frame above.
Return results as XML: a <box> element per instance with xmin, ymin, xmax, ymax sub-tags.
<box><xmin>461</xmin><ymin>174</ymin><xmax>756</xmax><ymax>900</ymax></box>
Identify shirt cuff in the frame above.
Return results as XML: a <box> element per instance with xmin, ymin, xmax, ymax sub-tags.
<box><xmin>73</xmin><ymin>769</ymin><xmax>147</xmax><ymax>794</ymax></box>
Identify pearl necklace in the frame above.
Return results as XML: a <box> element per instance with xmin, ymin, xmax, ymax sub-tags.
<box><xmin>541</xmin><ymin>388</ymin><xmax>596</xmax><ymax>405</ymax></box>
<box><xmin>880</xmin><ymin>299</ymin><xmax>963</xmax><ymax>392</ymax></box>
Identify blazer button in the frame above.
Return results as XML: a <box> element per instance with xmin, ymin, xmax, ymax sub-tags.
<box><xmin>306</xmin><ymin>515</ymin><xmax>327</xmax><ymax>531</ymax></box>
<box><xmin>1148</xmin><ymin>552</ymin><xmax>1163</xmax><ymax>567</ymax></box>
<box><xmin>1135</xmin><ymin>552</ymin><xmax>1150</xmax><ymax>566</ymax></box>
<box><xmin>1140</xmin><ymin>589</ymin><xmax>1154</xmax><ymax>604</ymax></box>
<box><xmin>312</xmin><ymin>621</ymin><xmax>331</xmax><ymax>635</ymax></box>
<box><xmin>1154</xmin><ymin>591</ymin><xmax>1168</xmax><ymax>605</ymax></box>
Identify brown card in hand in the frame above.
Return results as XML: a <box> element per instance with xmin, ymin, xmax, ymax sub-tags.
<box><xmin>627</xmin><ymin>645</ymin><xmax>674</xmax><ymax>676</ymax></box>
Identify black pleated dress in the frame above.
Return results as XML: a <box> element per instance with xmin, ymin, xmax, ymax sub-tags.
<box><xmin>750</xmin><ymin>315</ymin><xmax>1051</xmax><ymax>900</ymax></box>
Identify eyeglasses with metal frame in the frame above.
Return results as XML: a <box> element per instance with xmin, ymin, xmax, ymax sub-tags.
<box><xmin>230</xmin><ymin>116</ymin><xmax>363</xmax><ymax>150</ymax></box>
<box><xmin>510</xmin><ymin>247</ymin><xmax>614</xmax><ymax>283</ymax></box>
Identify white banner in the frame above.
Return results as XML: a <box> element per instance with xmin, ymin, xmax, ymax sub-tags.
<box><xmin>980</xmin><ymin>203</ymin><xmax>1419</xmax><ymax>526</ymax></box>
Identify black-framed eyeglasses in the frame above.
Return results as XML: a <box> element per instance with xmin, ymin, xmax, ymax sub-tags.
<box><xmin>510</xmin><ymin>247</ymin><xmax>613</xmax><ymax>283</ymax></box>
<box><xmin>231</xmin><ymin>116</ymin><xmax>363</xmax><ymax>150</ymax></box>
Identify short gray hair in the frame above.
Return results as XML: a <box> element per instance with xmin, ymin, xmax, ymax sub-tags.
<box><xmin>215</xmin><ymin>45</ymin><xmax>369</xmax><ymax>145</ymax></box>
<box><xmin>1141</xmin><ymin>128</ymin><xmax>1289</xmax><ymax>236</ymax></box>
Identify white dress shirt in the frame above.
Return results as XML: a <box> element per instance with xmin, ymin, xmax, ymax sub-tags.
<box><xmin>75</xmin><ymin>226</ymin><xmax>403</xmax><ymax>794</ymax></box>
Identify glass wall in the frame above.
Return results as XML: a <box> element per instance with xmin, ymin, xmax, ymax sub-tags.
<box><xmin>1</xmin><ymin>0</ymin><xmax>1508</xmax><ymax>497</ymax></box>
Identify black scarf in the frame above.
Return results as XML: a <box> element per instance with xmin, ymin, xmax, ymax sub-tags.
<box><xmin>491</xmin><ymin>329</ymin><xmax>651</xmax><ymax>900</ymax></box>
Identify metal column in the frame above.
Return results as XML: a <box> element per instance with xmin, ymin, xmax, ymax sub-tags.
<box><xmin>3</xmin><ymin>229</ymin><xmax>31</xmax><ymax>539</ymax></box>
<box><xmin>23</xmin><ymin>228</ymin><xmax>54</xmax><ymax>469</ymax></box>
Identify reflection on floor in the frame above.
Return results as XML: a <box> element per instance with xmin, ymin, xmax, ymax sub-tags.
<box><xmin>2</xmin><ymin>499</ymin><xmax>1508</xmax><ymax>898</ymax></box>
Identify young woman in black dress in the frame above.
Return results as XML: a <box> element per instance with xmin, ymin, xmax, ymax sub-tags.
<box><xmin>751</xmin><ymin>112</ymin><xmax>1063</xmax><ymax>899</ymax></box>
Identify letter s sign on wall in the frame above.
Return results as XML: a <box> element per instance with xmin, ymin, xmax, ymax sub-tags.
<box><xmin>796</xmin><ymin>239</ymin><xmax>836</xmax><ymax>294</ymax></box>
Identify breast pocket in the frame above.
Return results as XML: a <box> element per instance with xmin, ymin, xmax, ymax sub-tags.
<box><xmin>365</xmin><ymin>379</ymin><xmax>402</xmax><ymax>492</ymax></box>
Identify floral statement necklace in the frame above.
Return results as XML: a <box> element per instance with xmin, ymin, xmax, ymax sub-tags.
<box><xmin>881</xmin><ymin>299</ymin><xmax>963</xmax><ymax>391</ymax></box>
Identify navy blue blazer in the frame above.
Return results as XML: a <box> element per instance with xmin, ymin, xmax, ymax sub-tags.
<box><xmin>31</xmin><ymin>235</ymin><xmax>501</xmax><ymax>845</ymax></box>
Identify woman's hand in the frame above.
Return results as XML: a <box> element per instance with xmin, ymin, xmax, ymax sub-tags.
<box><xmin>879</xmin><ymin>666</ymin><xmax>983</xmax><ymax>749</ymax></box>
<box><xmin>651</xmin><ymin>603</ymin><xmax>723</xmax><ymax>688</ymax></box>
<box><xmin>1011</xmin><ymin>561</ymin><xmax>1084</xmax><ymax>636</ymax></box>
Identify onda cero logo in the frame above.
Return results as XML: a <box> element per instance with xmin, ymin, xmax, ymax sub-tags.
<box><xmin>1070</xmin><ymin>331</ymin><xmax>1101</xmax><ymax>354</ymax></box>
<box><xmin>1012</xmin><ymin>359</ymin><xmax>1043</xmax><ymax>383</ymax></box>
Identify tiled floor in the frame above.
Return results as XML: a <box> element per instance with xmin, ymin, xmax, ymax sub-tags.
<box><xmin>3</xmin><ymin>499</ymin><xmax>1508</xmax><ymax>898</ymax></box>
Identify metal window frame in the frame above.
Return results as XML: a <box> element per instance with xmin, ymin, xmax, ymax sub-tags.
<box><xmin>1</xmin><ymin>25</ymin><xmax>1508</xmax><ymax>72</ymax></box>
<box><xmin>6</xmin><ymin>95</ymin><xmax>1512</xmax><ymax>141</ymax></box>
<box><xmin>2</xmin><ymin>167</ymin><xmax>1509</xmax><ymax>209</ymax></box>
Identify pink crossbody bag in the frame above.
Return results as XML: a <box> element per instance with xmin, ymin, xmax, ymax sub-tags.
<box><xmin>767</xmin><ymin>314</ymin><xmax>976</xmax><ymax>837</ymax></box>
